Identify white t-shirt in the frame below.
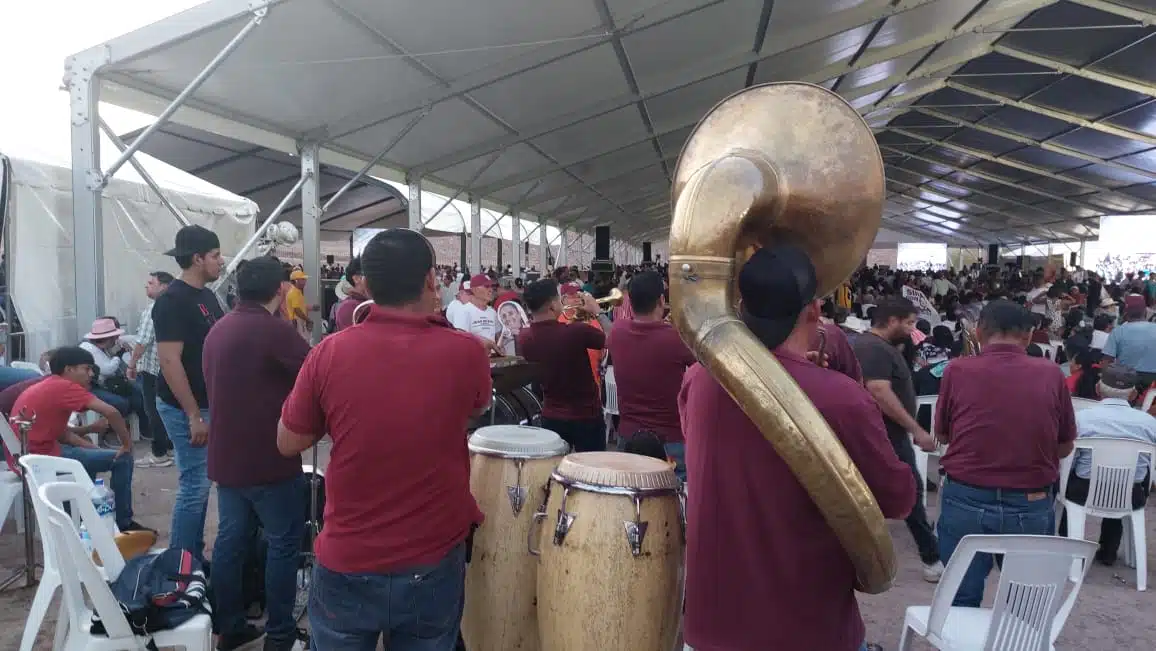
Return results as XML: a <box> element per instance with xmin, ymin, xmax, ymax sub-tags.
<box><xmin>1026</xmin><ymin>284</ymin><xmax>1051</xmax><ymax>315</ymax></box>
<box><xmin>1091</xmin><ymin>329</ymin><xmax>1110</xmax><ymax>351</ymax></box>
<box><xmin>449</xmin><ymin>302</ymin><xmax>499</xmax><ymax>343</ymax></box>
<box><xmin>445</xmin><ymin>299</ymin><xmax>466</xmax><ymax>324</ymax></box>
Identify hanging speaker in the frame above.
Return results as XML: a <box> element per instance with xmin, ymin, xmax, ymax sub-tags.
<box><xmin>643</xmin><ymin>242</ymin><xmax>653</xmax><ymax>262</ymax></box>
<box><xmin>1070</xmin><ymin>251</ymin><xmax>1077</xmax><ymax>267</ymax></box>
<box><xmin>595</xmin><ymin>226</ymin><xmax>611</xmax><ymax>260</ymax></box>
<box><xmin>987</xmin><ymin>244</ymin><xmax>999</xmax><ymax>265</ymax></box>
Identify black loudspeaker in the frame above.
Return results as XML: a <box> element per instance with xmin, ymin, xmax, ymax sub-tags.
<box><xmin>524</xmin><ymin>241</ymin><xmax>530</xmax><ymax>256</ymax></box>
<box><xmin>1070</xmin><ymin>251</ymin><xmax>1078</xmax><ymax>267</ymax></box>
<box><xmin>1017</xmin><ymin>255</ymin><xmax>1026</xmax><ymax>268</ymax></box>
<box><xmin>987</xmin><ymin>244</ymin><xmax>999</xmax><ymax>265</ymax></box>
<box><xmin>595</xmin><ymin>226</ymin><xmax>611</xmax><ymax>260</ymax></box>
<box><xmin>643</xmin><ymin>242</ymin><xmax>652</xmax><ymax>262</ymax></box>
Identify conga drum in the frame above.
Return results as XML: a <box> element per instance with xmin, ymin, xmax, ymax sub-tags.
<box><xmin>531</xmin><ymin>452</ymin><xmax>684</xmax><ymax>651</ymax></box>
<box><xmin>464</xmin><ymin>425</ymin><xmax>569</xmax><ymax>651</ymax></box>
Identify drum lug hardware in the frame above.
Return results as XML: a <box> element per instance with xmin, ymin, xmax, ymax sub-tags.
<box><xmin>507</xmin><ymin>459</ymin><xmax>528</xmax><ymax>516</ymax></box>
<box><xmin>553</xmin><ymin>487</ymin><xmax>576</xmax><ymax>546</ymax></box>
<box><xmin>624</xmin><ymin>494</ymin><xmax>649</xmax><ymax>557</ymax></box>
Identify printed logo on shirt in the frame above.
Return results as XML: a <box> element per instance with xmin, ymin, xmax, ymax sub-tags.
<box><xmin>198</xmin><ymin>303</ymin><xmax>217</xmax><ymax>325</ymax></box>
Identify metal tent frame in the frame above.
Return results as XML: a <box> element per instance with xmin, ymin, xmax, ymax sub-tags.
<box><xmin>66</xmin><ymin>0</ymin><xmax>1156</xmax><ymax>342</ymax></box>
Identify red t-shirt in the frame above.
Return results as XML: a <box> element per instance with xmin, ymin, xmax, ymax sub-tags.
<box><xmin>280</xmin><ymin>306</ymin><xmax>490</xmax><ymax>574</ymax></box>
<box><xmin>607</xmin><ymin>319</ymin><xmax>695</xmax><ymax>442</ymax></box>
<box><xmin>10</xmin><ymin>375</ymin><xmax>93</xmax><ymax>457</ymax></box>
<box><xmin>680</xmin><ymin>349</ymin><xmax>915</xmax><ymax>651</ymax></box>
<box><xmin>517</xmin><ymin>320</ymin><xmax>605</xmax><ymax>420</ymax></box>
<box><xmin>936</xmin><ymin>343</ymin><xmax>1077</xmax><ymax>490</ymax></box>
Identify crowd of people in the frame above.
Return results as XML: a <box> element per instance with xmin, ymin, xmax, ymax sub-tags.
<box><xmin>4</xmin><ymin>225</ymin><xmax>1156</xmax><ymax>651</ymax></box>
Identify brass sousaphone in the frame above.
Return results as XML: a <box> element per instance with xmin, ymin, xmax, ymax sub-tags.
<box><xmin>668</xmin><ymin>83</ymin><xmax>895</xmax><ymax>593</ymax></box>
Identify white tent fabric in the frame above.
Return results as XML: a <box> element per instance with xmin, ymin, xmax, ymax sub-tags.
<box><xmin>3</xmin><ymin>110</ymin><xmax>257</xmax><ymax>360</ymax></box>
<box><xmin>380</xmin><ymin>179</ymin><xmax>562</xmax><ymax>244</ymax></box>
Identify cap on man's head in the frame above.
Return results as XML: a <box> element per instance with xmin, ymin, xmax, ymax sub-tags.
<box><xmin>290</xmin><ymin>269</ymin><xmax>308</xmax><ymax>281</ymax></box>
<box><xmin>164</xmin><ymin>225</ymin><xmax>220</xmax><ymax>257</ymax></box>
<box><xmin>1124</xmin><ymin>294</ymin><xmax>1146</xmax><ymax>318</ymax></box>
<box><xmin>559</xmin><ymin>284</ymin><xmax>580</xmax><ymax>296</ymax></box>
<box><xmin>1101</xmin><ymin>363</ymin><xmax>1138</xmax><ymax>391</ymax></box>
<box><xmin>469</xmin><ymin>274</ymin><xmax>494</xmax><ymax>289</ymax></box>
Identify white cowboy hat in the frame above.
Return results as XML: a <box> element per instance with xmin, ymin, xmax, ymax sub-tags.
<box><xmin>334</xmin><ymin>277</ymin><xmax>352</xmax><ymax>301</ymax></box>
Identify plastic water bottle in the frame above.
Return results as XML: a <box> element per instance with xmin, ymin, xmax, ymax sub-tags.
<box><xmin>90</xmin><ymin>479</ymin><xmax>117</xmax><ymax>534</ymax></box>
<box><xmin>79</xmin><ymin>524</ymin><xmax>94</xmax><ymax>557</ymax></box>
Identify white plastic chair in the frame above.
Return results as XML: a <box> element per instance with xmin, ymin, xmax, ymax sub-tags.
<box><xmin>17</xmin><ymin>455</ymin><xmax>100</xmax><ymax>651</ymax></box>
<box><xmin>1060</xmin><ymin>437</ymin><xmax>1156</xmax><ymax>591</ymax></box>
<box><xmin>912</xmin><ymin>395</ymin><xmax>943</xmax><ymax>508</ymax></box>
<box><xmin>38</xmin><ymin>481</ymin><xmax>211</xmax><ymax>651</ymax></box>
<box><xmin>898</xmin><ymin>534</ymin><xmax>1097</xmax><ymax>651</ymax></box>
<box><xmin>604</xmin><ymin>366</ymin><xmax>619</xmax><ymax>443</ymax></box>
<box><xmin>0</xmin><ymin>416</ymin><xmax>26</xmax><ymax>534</ymax></box>
<box><xmin>10</xmin><ymin>361</ymin><xmax>46</xmax><ymax>375</ymax></box>
<box><xmin>1141</xmin><ymin>389</ymin><xmax>1156</xmax><ymax>414</ymax></box>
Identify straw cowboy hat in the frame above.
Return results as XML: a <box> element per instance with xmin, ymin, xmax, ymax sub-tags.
<box><xmin>84</xmin><ymin>317</ymin><xmax>124</xmax><ymax>341</ymax></box>
<box><xmin>334</xmin><ymin>277</ymin><xmax>353</xmax><ymax>301</ymax></box>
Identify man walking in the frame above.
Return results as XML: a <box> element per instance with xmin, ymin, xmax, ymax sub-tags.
<box><xmin>204</xmin><ymin>257</ymin><xmax>310</xmax><ymax>651</ymax></box>
<box><xmin>129</xmin><ymin>271</ymin><xmax>174</xmax><ymax>468</ymax></box>
<box><xmin>153</xmin><ymin>224</ymin><xmax>224</xmax><ymax>560</ymax></box>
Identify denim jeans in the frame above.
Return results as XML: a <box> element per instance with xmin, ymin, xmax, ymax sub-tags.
<box><xmin>309</xmin><ymin>543</ymin><xmax>466</xmax><ymax>651</ymax></box>
<box><xmin>156</xmin><ymin>400</ymin><xmax>211</xmax><ymax>559</ymax></box>
<box><xmin>94</xmin><ymin>383</ymin><xmax>151</xmax><ymax>439</ymax></box>
<box><xmin>890</xmin><ymin>434</ymin><xmax>940</xmax><ymax>565</ymax></box>
<box><xmin>937</xmin><ymin>478</ymin><xmax>1055</xmax><ymax>607</ymax></box>
<box><xmin>138</xmin><ymin>373</ymin><xmax>171</xmax><ymax>456</ymax></box>
<box><xmin>0</xmin><ymin>367</ymin><xmax>39</xmax><ymax>392</ymax></box>
<box><xmin>665</xmin><ymin>442</ymin><xmax>687</xmax><ymax>482</ymax></box>
<box><xmin>214</xmin><ymin>475</ymin><xmax>305</xmax><ymax>645</ymax></box>
<box><xmin>59</xmin><ymin>444</ymin><xmax>134</xmax><ymax>529</ymax></box>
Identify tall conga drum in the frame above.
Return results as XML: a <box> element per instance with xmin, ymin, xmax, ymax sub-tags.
<box><xmin>464</xmin><ymin>425</ymin><xmax>569</xmax><ymax>651</ymax></box>
<box><xmin>532</xmin><ymin>452</ymin><xmax>684</xmax><ymax>651</ymax></box>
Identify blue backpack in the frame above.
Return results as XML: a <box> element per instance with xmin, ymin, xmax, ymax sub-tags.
<box><xmin>91</xmin><ymin>548</ymin><xmax>212</xmax><ymax>648</ymax></box>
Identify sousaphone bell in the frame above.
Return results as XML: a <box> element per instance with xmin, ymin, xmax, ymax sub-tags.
<box><xmin>668</xmin><ymin>82</ymin><xmax>895</xmax><ymax>593</ymax></box>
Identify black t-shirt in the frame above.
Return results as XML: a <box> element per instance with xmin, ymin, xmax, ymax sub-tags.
<box><xmin>152</xmin><ymin>279</ymin><xmax>223</xmax><ymax>409</ymax></box>
<box><xmin>853</xmin><ymin>332</ymin><xmax>917</xmax><ymax>444</ymax></box>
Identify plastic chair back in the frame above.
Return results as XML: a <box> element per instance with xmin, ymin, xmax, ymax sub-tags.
<box><xmin>18</xmin><ymin>454</ymin><xmax>115</xmax><ymax>577</ymax></box>
<box><xmin>9</xmin><ymin>362</ymin><xmax>45</xmax><ymax>376</ymax></box>
<box><xmin>604</xmin><ymin>366</ymin><xmax>619</xmax><ymax>416</ymax></box>
<box><xmin>1077</xmin><ymin>438</ymin><xmax>1156</xmax><ymax>518</ymax></box>
<box><xmin>928</xmin><ymin>535</ymin><xmax>1096</xmax><ymax>651</ymax></box>
<box><xmin>38</xmin><ymin>481</ymin><xmax>134</xmax><ymax>640</ymax></box>
<box><xmin>0</xmin><ymin>417</ymin><xmax>22</xmax><ymax>458</ymax></box>
<box><xmin>917</xmin><ymin>394</ymin><xmax>938</xmax><ymax>437</ymax></box>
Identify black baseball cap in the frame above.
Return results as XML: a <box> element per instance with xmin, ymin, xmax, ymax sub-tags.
<box><xmin>1101</xmin><ymin>363</ymin><xmax>1139</xmax><ymax>391</ymax></box>
<box><xmin>165</xmin><ymin>225</ymin><xmax>221</xmax><ymax>257</ymax></box>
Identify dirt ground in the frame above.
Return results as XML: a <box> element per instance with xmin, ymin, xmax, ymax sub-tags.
<box><xmin>1</xmin><ymin>439</ymin><xmax>1154</xmax><ymax>650</ymax></box>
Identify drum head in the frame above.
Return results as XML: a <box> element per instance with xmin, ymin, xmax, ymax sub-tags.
<box><xmin>555</xmin><ymin>451</ymin><xmax>680</xmax><ymax>491</ymax></box>
<box><xmin>469</xmin><ymin>425</ymin><xmax>569</xmax><ymax>458</ymax></box>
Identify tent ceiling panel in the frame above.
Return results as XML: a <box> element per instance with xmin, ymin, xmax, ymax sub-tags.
<box><xmin>79</xmin><ymin>0</ymin><xmax>1156</xmax><ymax>246</ymax></box>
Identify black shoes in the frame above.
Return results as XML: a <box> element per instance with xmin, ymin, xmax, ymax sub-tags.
<box><xmin>218</xmin><ymin>625</ymin><xmax>264</xmax><ymax>651</ymax></box>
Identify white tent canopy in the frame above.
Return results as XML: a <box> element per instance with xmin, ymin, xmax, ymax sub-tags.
<box><xmin>2</xmin><ymin>103</ymin><xmax>257</xmax><ymax>356</ymax></box>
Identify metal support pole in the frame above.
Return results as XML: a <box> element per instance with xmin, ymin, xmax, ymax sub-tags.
<box><xmin>539</xmin><ymin>216</ymin><xmax>549</xmax><ymax>271</ymax></box>
<box><xmin>423</xmin><ymin>151</ymin><xmax>503</xmax><ymax>227</ymax></box>
<box><xmin>69</xmin><ymin>64</ymin><xmax>104</xmax><ymax>338</ymax></box>
<box><xmin>322</xmin><ymin>108</ymin><xmax>430</xmax><ymax>213</ymax></box>
<box><xmin>216</xmin><ymin>174</ymin><xmax>309</xmax><ymax>287</ymax></box>
<box><xmin>469</xmin><ymin>196</ymin><xmax>483</xmax><ymax>272</ymax></box>
<box><xmin>558</xmin><ymin>228</ymin><xmax>569</xmax><ymax>267</ymax></box>
<box><xmin>98</xmin><ymin>118</ymin><xmax>190</xmax><ymax>227</ymax></box>
<box><xmin>512</xmin><ymin>213</ymin><xmax>523</xmax><ymax>276</ymax></box>
<box><xmin>407</xmin><ymin>175</ymin><xmax>422</xmax><ymax>231</ymax></box>
<box><xmin>1079</xmin><ymin>238</ymin><xmax>1087</xmax><ymax>268</ymax></box>
<box><xmin>301</xmin><ymin>142</ymin><xmax>323</xmax><ymax>347</ymax></box>
<box><xmin>101</xmin><ymin>8</ymin><xmax>267</xmax><ymax>183</ymax></box>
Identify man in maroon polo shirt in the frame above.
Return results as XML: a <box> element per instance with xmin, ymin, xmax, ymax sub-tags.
<box><xmin>935</xmin><ymin>299</ymin><xmax>1077</xmax><ymax>607</ymax></box>
<box><xmin>278</xmin><ymin>228</ymin><xmax>490</xmax><ymax>651</ymax></box>
<box><xmin>330</xmin><ymin>256</ymin><xmax>367</xmax><ymax>332</ymax></box>
<box><xmin>204</xmin><ymin>256</ymin><xmax>311</xmax><ymax>651</ymax></box>
<box><xmin>681</xmin><ymin>247</ymin><xmax>915</xmax><ymax>651</ymax></box>
<box><xmin>517</xmin><ymin>279</ymin><xmax>608</xmax><ymax>452</ymax></box>
<box><xmin>606</xmin><ymin>271</ymin><xmax>695</xmax><ymax>478</ymax></box>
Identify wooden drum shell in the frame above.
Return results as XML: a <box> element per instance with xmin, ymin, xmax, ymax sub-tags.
<box><xmin>464</xmin><ymin>452</ymin><xmax>562</xmax><ymax>651</ymax></box>
<box><xmin>535</xmin><ymin>480</ymin><xmax>683</xmax><ymax>651</ymax></box>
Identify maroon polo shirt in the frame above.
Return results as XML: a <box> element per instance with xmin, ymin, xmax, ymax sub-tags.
<box><xmin>517</xmin><ymin>319</ymin><xmax>605</xmax><ymax>420</ymax></box>
<box><xmin>935</xmin><ymin>343</ymin><xmax>1077</xmax><ymax>490</ymax></box>
<box><xmin>203</xmin><ymin>302</ymin><xmax>310</xmax><ymax>488</ymax></box>
<box><xmin>0</xmin><ymin>376</ymin><xmax>47</xmax><ymax>417</ymax></box>
<box><xmin>332</xmin><ymin>290</ymin><xmax>369</xmax><ymax>332</ymax></box>
<box><xmin>680</xmin><ymin>348</ymin><xmax>915</xmax><ymax>651</ymax></box>
<box><xmin>281</xmin><ymin>305</ymin><xmax>490</xmax><ymax>573</ymax></box>
<box><xmin>607</xmin><ymin>318</ymin><xmax>695</xmax><ymax>442</ymax></box>
<box><xmin>813</xmin><ymin>323</ymin><xmax>863</xmax><ymax>383</ymax></box>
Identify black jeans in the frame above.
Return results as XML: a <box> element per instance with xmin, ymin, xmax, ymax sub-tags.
<box><xmin>890</xmin><ymin>433</ymin><xmax>940</xmax><ymax>565</ymax></box>
<box><xmin>1058</xmin><ymin>471</ymin><xmax>1150</xmax><ymax>560</ymax></box>
<box><xmin>140</xmin><ymin>372</ymin><xmax>172</xmax><ymax>456</ymax></box>
<box><xmin>540</xmin><ymin>417</ymin><xmax>605</xmax><ymax>453</ymax></box>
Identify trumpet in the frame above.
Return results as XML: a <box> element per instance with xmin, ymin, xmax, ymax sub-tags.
<box><xmin>562</xmin><ymin>288</ymin><xmax>624</xmax><ymax>321</ymax></box>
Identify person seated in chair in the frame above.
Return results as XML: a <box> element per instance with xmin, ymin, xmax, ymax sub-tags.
<box><xmin>9</xmin><ymin>346</ymin><xmax>148</xmax><ymax>531</ymax></box>
<box><xmin>1058</xmin><ymin>363</ymin><xmax>1156</xmax><ymax>566</ymax></box>
<box><xmin>79</xmin><ymin>317</ymin><xmax>151</xmax><ymax>443</ymax></box>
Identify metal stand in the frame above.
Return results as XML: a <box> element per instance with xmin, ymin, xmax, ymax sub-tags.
<box><xmin>294</xmin><ymin>442</ymin><xmax>321</xmax><ymax>647</ymax></box>
<box><xmin>1</xmin><ymin>410</ymin><xmax>40</xmax><ymax>591</ymax></box>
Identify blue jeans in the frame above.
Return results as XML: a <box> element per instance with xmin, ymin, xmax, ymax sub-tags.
<box><xmin>59</xmin><ymin>444</ymin><xmax>134</xmax><ymax>529</ymax></box>
<box><xmin>665</xmin><ymin>442</ymin><xmax>687</xmax><ymax>481</ymax></box>
<box><xmin>214</xmin><ymin>475</ymin><xmax>305</xmax><ymax>644</ymax></box>
<box><xmin>156</xmin><ymin>400</ymin><xmax>211</xmax><ymax>559</ymax></box>
<box><xmin>0</xmin><ymin>367</ymin><xmax>39</xmax><ymax>392</ymax></box>
<box><xmin>309</xmin><ymin>543</ymin><xmax>467</xmax><ymax>651</ymax></box>
<box><xmin>937</xmin><ymin>478</ymin><xmax>1055</xmax><ymax>607</ymax></box>
<box><xmin>93</xmin><ymin>383</ymin><xmax>151</xmax><ymax>439</ymax></box>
